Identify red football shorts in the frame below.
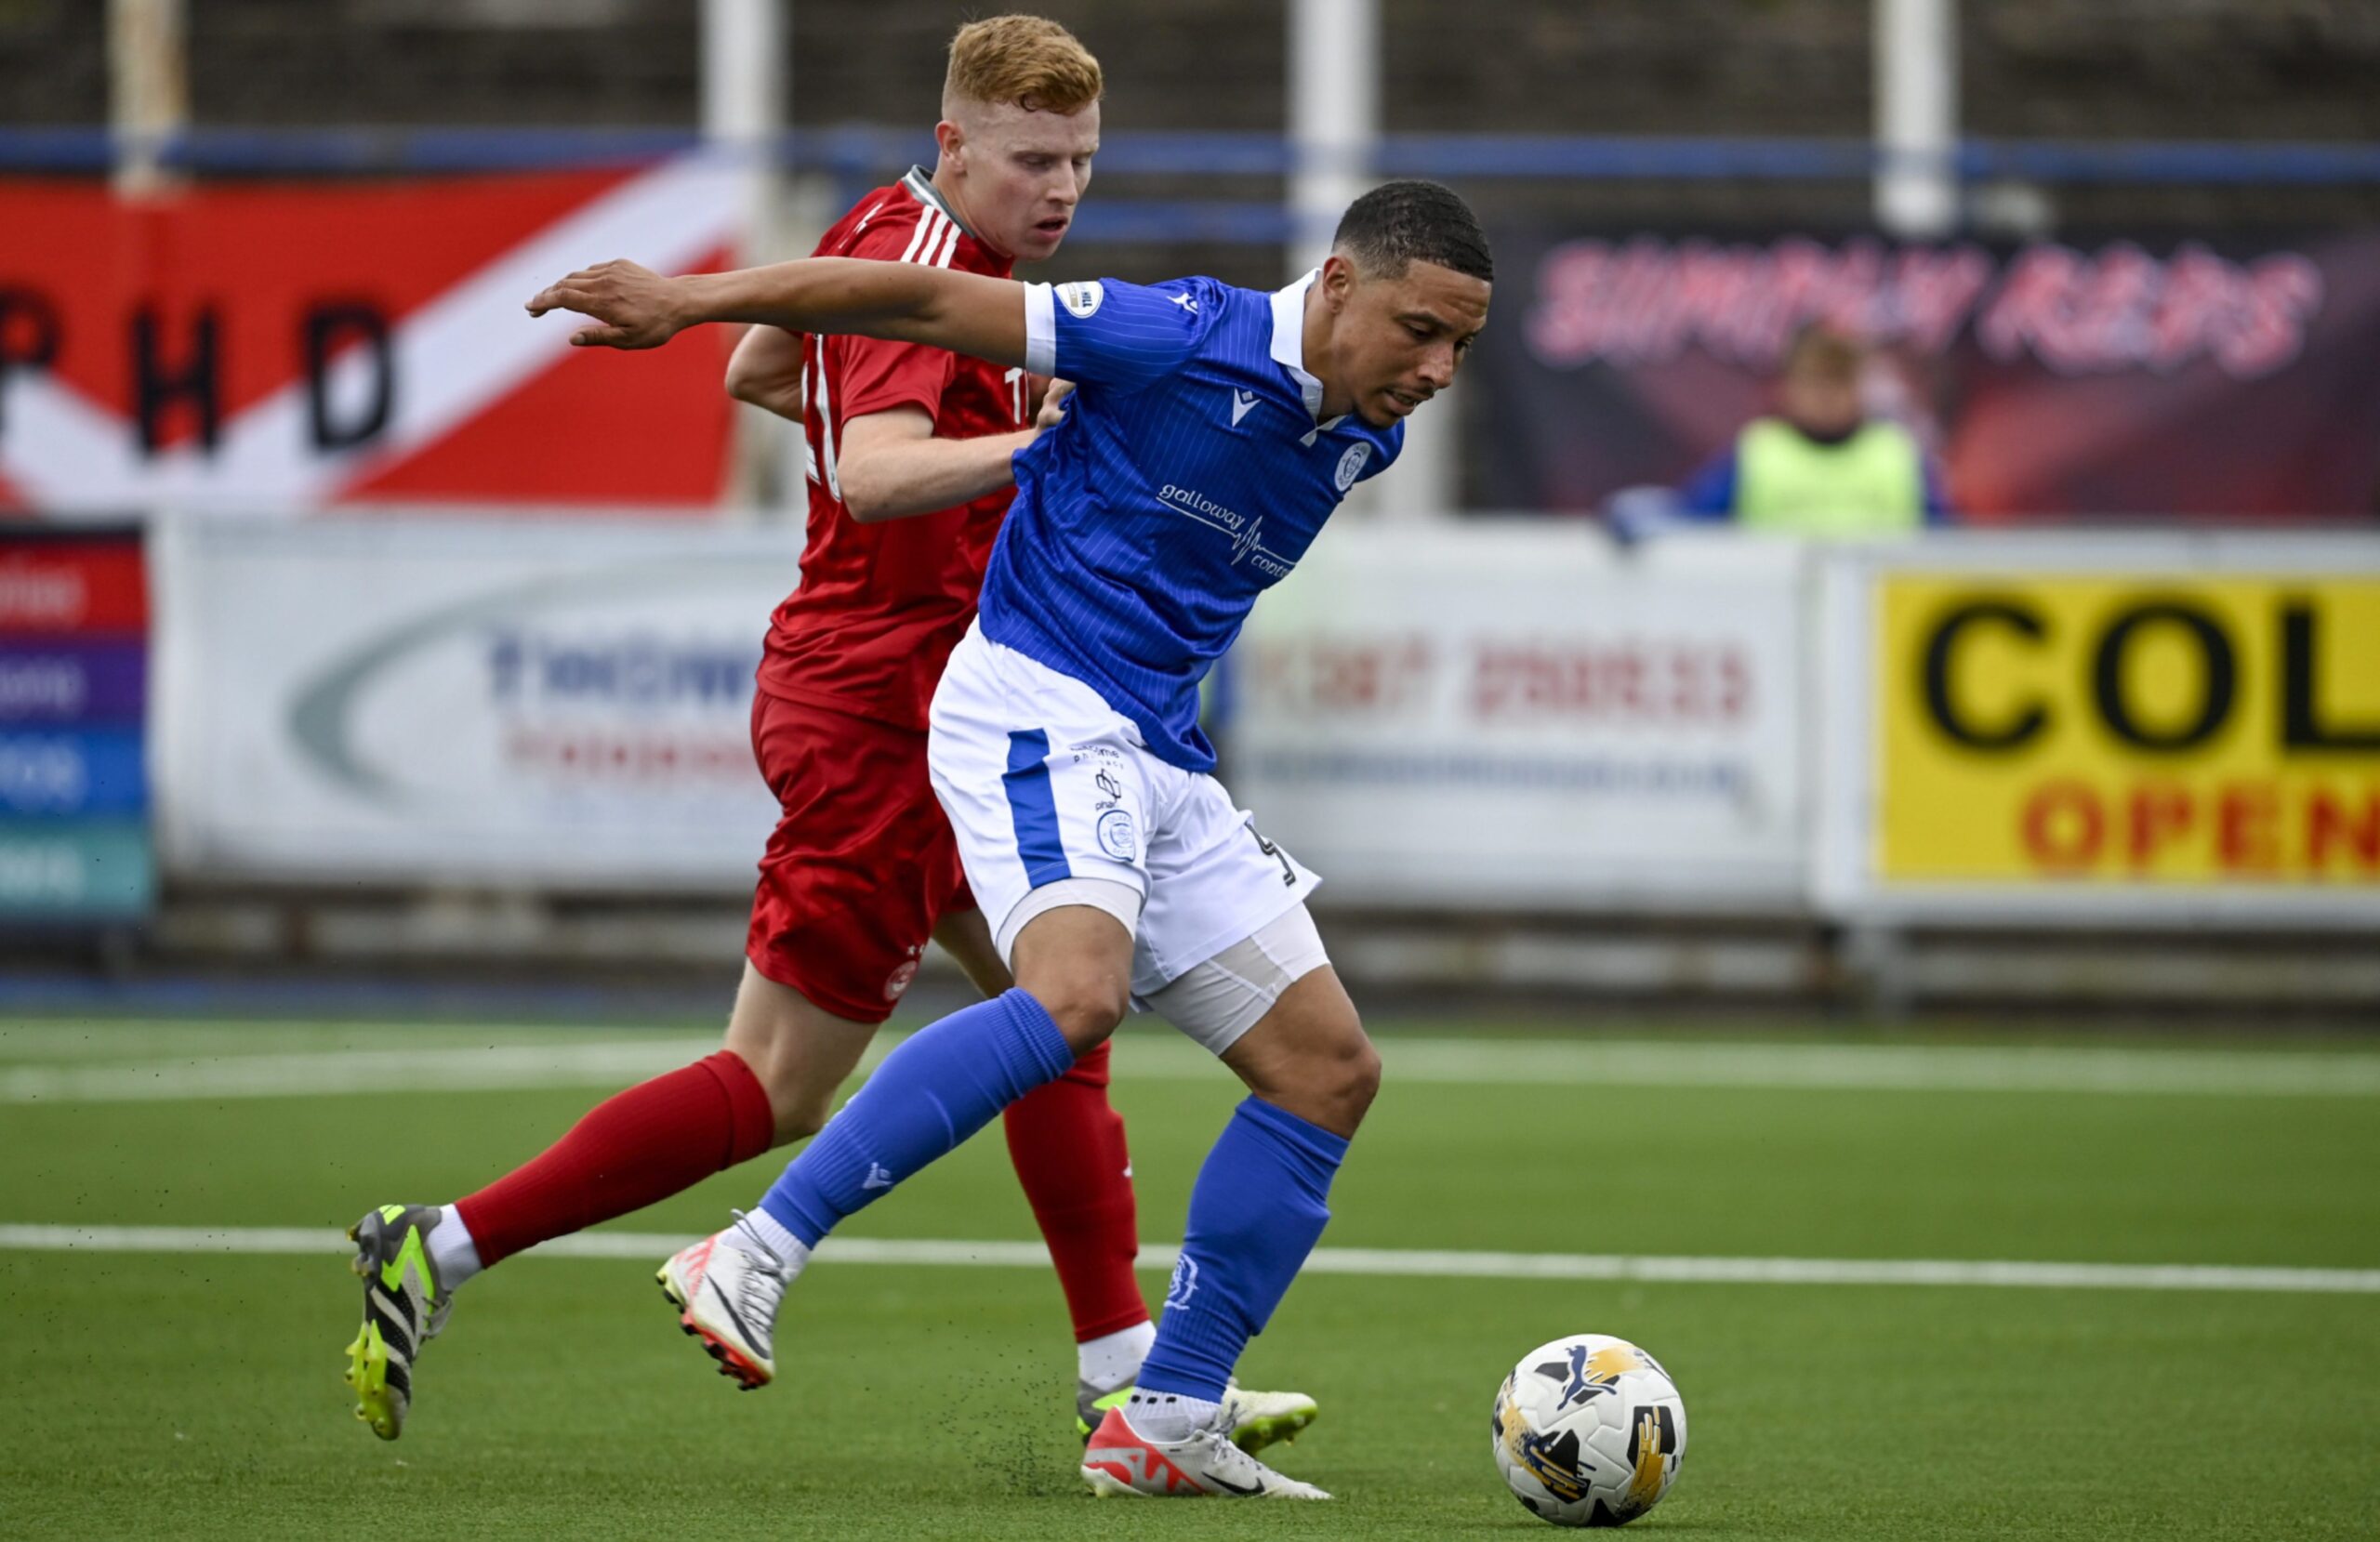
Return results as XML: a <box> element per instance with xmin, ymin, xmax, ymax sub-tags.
<box><xmin>743</xmin><ymin>690</ymin><xmax>974</xmax><ymax>1024</ymax></box>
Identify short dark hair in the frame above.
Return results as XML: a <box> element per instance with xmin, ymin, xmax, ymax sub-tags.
<box><xmin>1782</xmin><ymin>322</ymin><xmax>1864</xmax><ymax>383</ymax></box>
<box><xmin>1331</xmin><ymin>179</ymin><xmax>1494</xmax><ymax>284</ymax></box>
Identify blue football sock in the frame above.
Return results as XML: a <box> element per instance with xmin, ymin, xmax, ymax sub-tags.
<box><xmin>1136</xmin><ymin>1096</ymin><xmax>1350</xmax><ymax>1404</ymax></box>
<box><xmin>758</xmin><ymin>988</ymin><xmax>1074</xmax><ymax>1248</ymax></box>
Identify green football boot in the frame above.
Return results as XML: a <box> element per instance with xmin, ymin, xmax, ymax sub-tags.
<box><xmin>342</xmin><ymin>1205</ymin><xmax>454</xmax><ymax>1440</ymax></box>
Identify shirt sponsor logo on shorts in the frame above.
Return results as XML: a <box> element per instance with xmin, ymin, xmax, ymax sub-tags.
<box><xmin>1057</xmin><ymin>281</ymin><xmax>1104</xmax><ymax>318</ymax></box>
<box><xmin>1096</xmin><ymin>808</ymin><xmax>1138</xmax><ymax>862</ymax></box>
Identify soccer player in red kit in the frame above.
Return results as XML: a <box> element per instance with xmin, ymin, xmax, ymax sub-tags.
<box><xmin>340</xmin><ymin>14</ymin><xmax>1315</xmax><ymax>1454</ymax></box>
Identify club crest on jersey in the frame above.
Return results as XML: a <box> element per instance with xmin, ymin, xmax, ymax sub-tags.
<box><xmin>1334</xmin><ymin>442</ymin><xmax>1372</xmax><ymax>491</ymax></box>
<box><xmin>1057</xmin><ymin>281</ymin><xmax>1105</xmax><ymax>318</ymax></box>
<box><xmin>1096</xmin><ymin>809</ymin><xmax>1138</xmax><ymax>862</ymax></box>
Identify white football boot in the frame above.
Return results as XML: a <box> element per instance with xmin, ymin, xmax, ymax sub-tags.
<box><xmin>1080</xmin><ymin>1404</ymin><xmax>1331</xmax><ymax>1499</ymax></box>
<box><xmin>656</xmin><ymin>1212</ymin><xmax>795</xmax><ymax>1390</ymax></box>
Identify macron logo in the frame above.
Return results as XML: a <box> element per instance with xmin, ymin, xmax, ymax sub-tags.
<box><xmin>862</xmin><ymin>1163</ymin><xmax>893</xmax><ymax>1191</ymax></box>
<box><xmin>1230</xmin><ymin>389</ymin><xmax>1259</xmax><ymax>427</ymax></box>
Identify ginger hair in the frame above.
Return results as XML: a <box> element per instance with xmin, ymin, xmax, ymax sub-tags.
<box><xmin>943</xmin><ymin>15</ymin><xmax>1103</xmax><ymax>117</ymax></box>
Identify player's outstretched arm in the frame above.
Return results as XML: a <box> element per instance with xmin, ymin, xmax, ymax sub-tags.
<box><xmin>527</xmin><ymin>257</ymin><xmax>1029</xmax><ymax>371</ymax></box>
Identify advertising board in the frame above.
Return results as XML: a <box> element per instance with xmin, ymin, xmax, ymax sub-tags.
<box><xmin>154</xmin><ymin>516</ymin><xmax>797</xmax><ymax>892</ymax></box>
<box><xmin>1228</xmin><ymin>526</ymin><xmax>1808</xmax><ymax>911</ymax></box>
<box><xmin>1815</xmin><ymin>534</ymin><xmax>2380</xmax><ymax>925</ymax></box>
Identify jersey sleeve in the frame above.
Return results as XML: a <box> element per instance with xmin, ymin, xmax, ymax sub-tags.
<box><xmin>826</xmin><ymin>209</ymin><xmax>959</xmax><ymax>424</ymax></box>
<box><xmin>833</xmin><ymin>334</ymin><xmax>958</xmax><ymax>424</ymax></box>
<box><xmin>1021</xmin><ymin>277</ymin><xmax>1216</xmax><ymax>393</ymax></box>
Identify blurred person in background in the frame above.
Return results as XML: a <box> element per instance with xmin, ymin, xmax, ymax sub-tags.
<box><xmin>339</xmin><ymin>13</ymin><xmax>1314</xmax><ymax>1456</ymax></box>
<box><xmin>1611</xmin><ymin>323</ymin><xmax>1951</xmax><ymax>541</ymax></box>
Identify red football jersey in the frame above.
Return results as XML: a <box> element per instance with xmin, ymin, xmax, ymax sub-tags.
<box><xmin>753</xmin><ymin>171</ymin><xmax>1027</xmax><ymax>730</ymax></box>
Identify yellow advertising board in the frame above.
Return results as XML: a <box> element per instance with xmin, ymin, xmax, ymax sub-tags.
<box><xmin>1875</xmin><ymin>573</ymin><xmax>2380</xmax><ymax>885</ymax></box>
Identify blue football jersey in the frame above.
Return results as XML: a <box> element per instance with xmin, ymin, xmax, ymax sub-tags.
<box><xmin>983</xmin><ymin>270</ymin><xmax>1403</xmax><ymax>771</ymax></box>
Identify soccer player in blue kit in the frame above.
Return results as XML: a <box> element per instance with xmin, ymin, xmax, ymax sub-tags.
<box><xmin>528</xmin><ymin>178</ymin><xmax>1491</xmax><ymax>1499</ymax></box>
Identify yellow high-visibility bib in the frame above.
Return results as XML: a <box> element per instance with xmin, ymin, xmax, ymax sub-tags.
<box><xmin>1735</xmin><ymin>417</ymin><xmax>1925</xmax><ymax>535</ymax></box>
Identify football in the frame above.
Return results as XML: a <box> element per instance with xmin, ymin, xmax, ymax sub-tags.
<box><xmin>1490</xmin><ymin>1334</ymin><xmax>1687</xmax><ymax>1527</ymax></box>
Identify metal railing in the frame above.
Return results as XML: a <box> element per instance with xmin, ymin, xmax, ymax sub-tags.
<box><xmin>7</xmin><ymin>125</ymin><xmax>2378</xmax><ymax>244</ymax></box>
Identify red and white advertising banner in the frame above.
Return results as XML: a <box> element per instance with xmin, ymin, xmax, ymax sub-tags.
<box><xmin>0</xmin><ymin>157</ymin><xmax>744</xmax><ymax>516</ymax></box>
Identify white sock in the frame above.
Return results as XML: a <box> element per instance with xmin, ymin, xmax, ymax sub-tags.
<box><xmin>428</xmin><ymin>1205</ymin><xmax>483</xmax><ymax>1290</ymax></box>
<box><xmin>1126</xmin><ymin>1389</ymin><xmax>1221</xmax><ymax>1443</ymax></box>
<box><xmin>738</xmin><ymin>1207</ymin><xmax>812</xmax><ymax>1270</ymax></box>
<box><xmin>1078</xmin><ymin>1320</ymin><xmax>1157</xmax><ymax>1393</ymax></box>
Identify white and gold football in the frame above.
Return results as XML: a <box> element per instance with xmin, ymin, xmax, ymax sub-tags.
<box><xmin>1490</xmin><ymin>1333</ymin><xmax>1687</xmax><ymax>1527</ymax></box>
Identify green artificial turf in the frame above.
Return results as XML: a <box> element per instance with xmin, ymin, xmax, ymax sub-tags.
<box><xmin>2</xmin><ymin>1016</ymin><xmax>2375</xmax><ymax>1539</ymax></box>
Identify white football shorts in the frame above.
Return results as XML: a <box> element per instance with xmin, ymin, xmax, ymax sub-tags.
<box><xmin>927</xmin><ymin>622</ymin><xmax>1325</xmax><ymax>1052</ymax></box>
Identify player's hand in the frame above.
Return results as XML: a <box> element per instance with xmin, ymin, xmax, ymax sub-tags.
<box><xmin>526</xmin><ymin>259</ymin><xmax>687</xmax><ymax>349</ymax></box>
<box><xmin>1034</xmin><ymin>377</ymin><xmax>1075</xmax><ymax>430</ymax></box>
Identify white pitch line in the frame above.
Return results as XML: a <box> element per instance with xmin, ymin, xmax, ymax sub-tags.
<box><xmin>2</xmin><ymin>1224</ymin><xmax>2374</xmax><ymax>1297</ymax></box>
<box><xmin>7</xmin><ymin>1032</ymin><xmax>2380</xmax><ymax>1103</ymax></box>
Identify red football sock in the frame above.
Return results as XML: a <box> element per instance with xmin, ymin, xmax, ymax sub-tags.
<box><xmin>1002</xmin><ymin>1037</ymin><xmax>1150</xmax><ymax>1342</ymax></box>
<box><xmin>455</xmin><ymin>1049</ymin><xmax>774</xmax><ymax>1269</ymax></box>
